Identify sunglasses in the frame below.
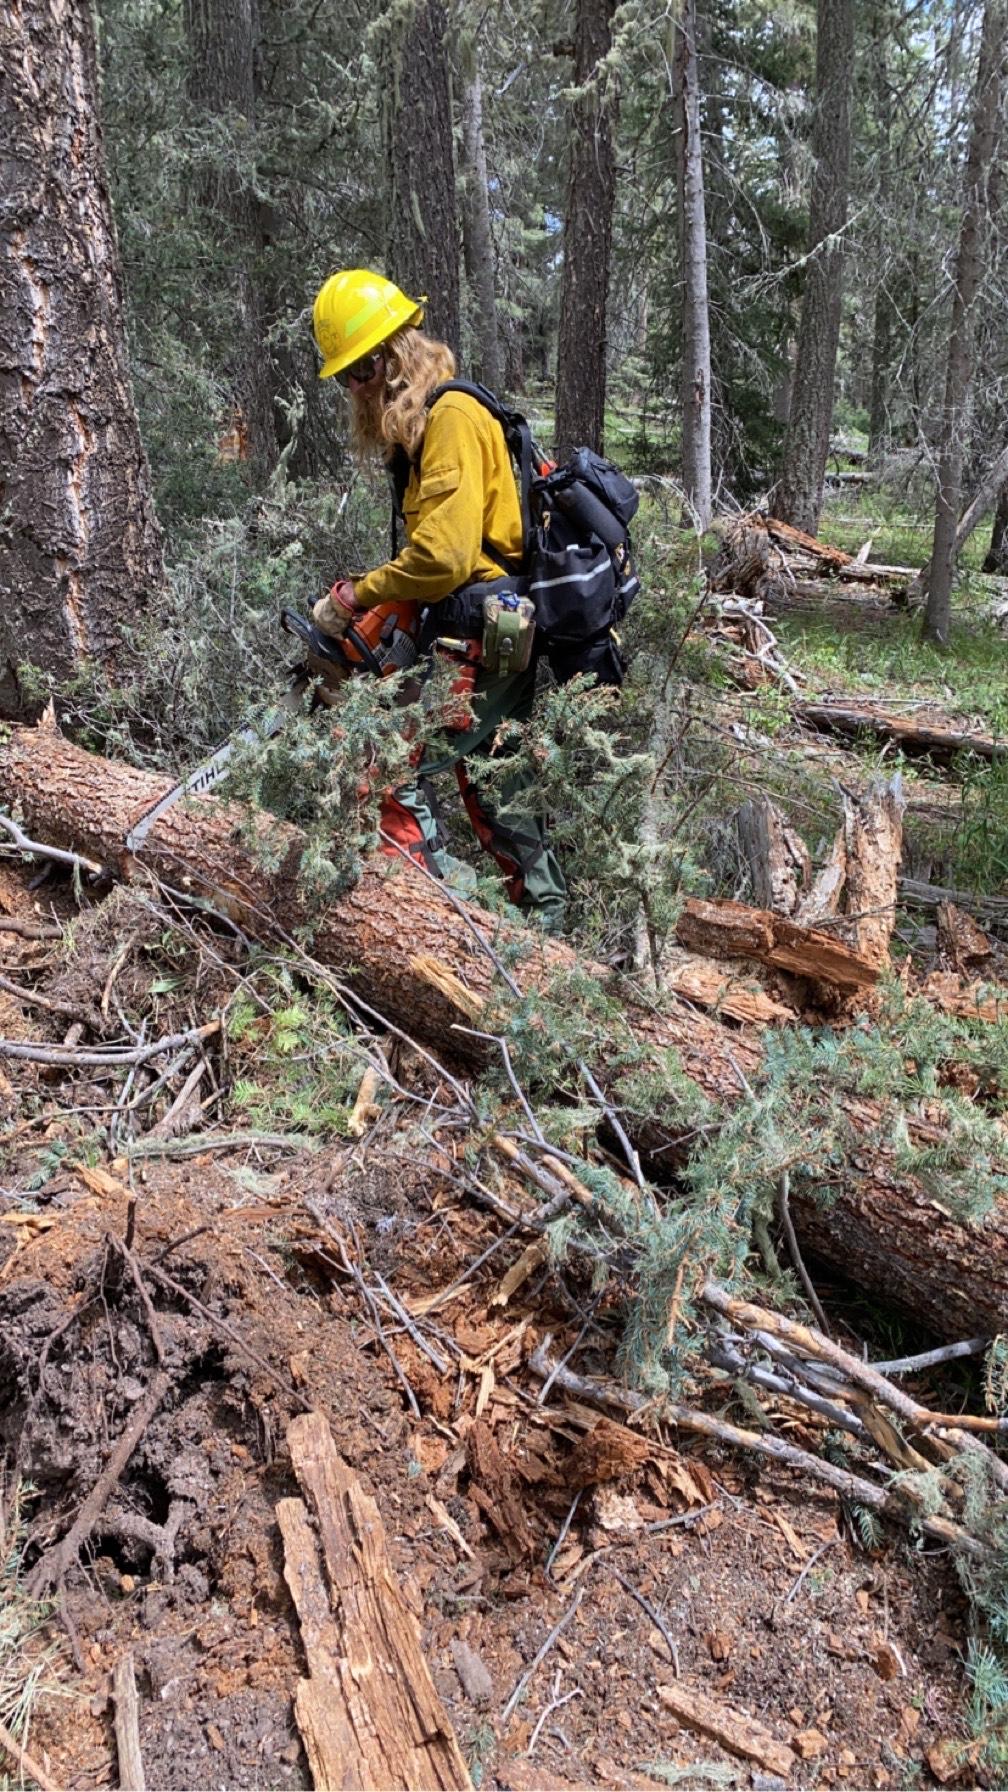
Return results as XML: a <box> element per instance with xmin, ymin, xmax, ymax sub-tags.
<box><xmin>338</xmin><ymin>351</ymin><xmax>384</xmax><ymax>388</ymax></box>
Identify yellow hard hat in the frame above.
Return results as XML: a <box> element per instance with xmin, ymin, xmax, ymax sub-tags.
<box><xmin>312</xmin><ymin>269</ymin><xmax>425</xmax><ymax>379</ymax></box>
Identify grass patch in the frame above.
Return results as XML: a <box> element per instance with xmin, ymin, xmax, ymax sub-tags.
<box><xmin>0</xmin><ymin>1481</ymin><xmax>59</xmax><ymax>1770</ymax></box>
<box><xmin>774</xmin><ymin>607</ymin><xmax>1008</xmax><ymax>733</ymax></box>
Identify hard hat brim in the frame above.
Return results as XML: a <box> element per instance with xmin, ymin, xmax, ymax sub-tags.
<box><xmin>318</xmin><ymin>302</ymin><xmax>425</xmax><ymax>379</ymax></box>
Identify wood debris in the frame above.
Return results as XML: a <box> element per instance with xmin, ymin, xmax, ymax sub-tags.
<box><xmin>676</xmin><ymin>896</ymin><xmax>881</xmax><ymax>992</ymax></box>
<box><xmin>279</xmin><ymin>1410</ymin><xmax>471</xmax><ymax>1791</ymax></box>
<box><xmin>656</xmin><ymin>1679</ymin><xmax>796</xmax><ymax>1777</ymax></box>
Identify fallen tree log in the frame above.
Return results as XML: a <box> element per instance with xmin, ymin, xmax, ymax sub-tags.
<box><xmin>2</xmin><ymin>720</ymin><xmax>1008</xmax><ymax>1339</ymax></box>
<box><xmin>799</xmin><ymin>701</ymin><xmax>1001</xmax><ymax>765</ymax></box>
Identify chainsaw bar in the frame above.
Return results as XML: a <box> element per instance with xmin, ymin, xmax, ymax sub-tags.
<box><xmin>124</xmin><ymin>674</ymin><xmax>310</xmax><ymax>854</ymax></box>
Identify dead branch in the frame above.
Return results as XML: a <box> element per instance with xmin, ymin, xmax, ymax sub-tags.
<box><xmin>0</xmin><ymin>1018</ymin><xmax>220</xmax><ymax>1068</ymax></box>
<box><xmin>28</xmin><ymin>1370</ymin><xmax>172</xmax><ymax>1597</ymax></box>
<box><xmin>113</xmin><ymin>1652</ymin><xmax>146</xmax><ymax>1792</ymax></box>
<box><xmin>527</xmin><ymin>1341</ymin><xmax>986</xmax><ymax>1556</ymax></box>
<box><xmin>0</xmin><ymin>1717</ymin><xmax>60</xmax><ymax>1792</ymax></box>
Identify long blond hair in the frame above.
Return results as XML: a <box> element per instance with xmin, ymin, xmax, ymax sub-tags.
<box><xmin>351</xmin><ymin>326</ymin><xmax>456</xmax><ymax>460</ymax></box>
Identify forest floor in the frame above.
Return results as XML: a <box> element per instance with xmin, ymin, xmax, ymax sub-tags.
<box><xmin>1</xmin><ymin>505</ymin><xmax>1007</xmax><ymax>1792</ymax></box>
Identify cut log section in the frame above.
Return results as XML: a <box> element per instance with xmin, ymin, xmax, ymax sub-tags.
<box><xmin>279</xmin><ymin>1411</ymin><xmax>471</xmax><ymax>1791</ymax></box>
<box><xmin>2</xmin><ymin>722</ymin><xmax>1008</xmax><ymax>1339</ymax></box>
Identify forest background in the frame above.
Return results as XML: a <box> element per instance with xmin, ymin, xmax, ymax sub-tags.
<box><xmin>3</xmin><ymin>0</ymin><xmax>1008</xmax><ymax>935</ymax></box>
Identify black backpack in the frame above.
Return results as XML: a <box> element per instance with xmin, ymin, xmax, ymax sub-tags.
<box><xmin>393</xmin><ymin>380</ymin><xmax>641</xmax><ymax>687</ymax></box>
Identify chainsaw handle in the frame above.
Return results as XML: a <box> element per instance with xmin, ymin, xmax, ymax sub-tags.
<box><xmin>279</xmin><ymin>606</ymin><xmax>350</xmax><ymax>669</ymax></box>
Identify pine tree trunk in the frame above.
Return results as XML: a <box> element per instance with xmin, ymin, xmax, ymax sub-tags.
<box><xmin>185</xmin><ymin>0</ymin><xmax>277</xmax><ymax>484</ymax></box>
<box><xmin>866</xmin><ymin>1</ymin><xmax>894</xmax><ymax>459</ymax></box>
<box><xmin>924</xmin><ymin>0</ymin><xmax>1008</xmax><ymax>645</ymax></box>
<box><xmin>0</xmin><ymin>0</ymin><xmax>162</xmax><ymax>716</ymax></box>
<box><xmin>775</xmin><ymin>0</ymin><xmax>855</xmax><ymax>533</ymax></box>
<box><xmin>554</xmin><ymin>0</ymin><xmax>618</xmax><ymax>460</ymax></box>
<box><xmin>460</xmin><ymin>62</ymin><xmax>502</xmax><ymax>392</ymax></box>
<box><xmin>385</xmin><ymin>0</ymin><xmax>460</xmax><ymax>353</ymax></box>
<box><xmin>983</xmin><ymin>479</ymin><xmax>1008</xmax><ymax>572</ymax></box>
<box><xmin>4</xmin><ymin>719</ymin><xmax>1008</xmax><ymax>1342</ymax></box>
<box><xmin>672</xmin><ymin>0</ymin><xmax>713</xmax><ymax>530</ymax></box>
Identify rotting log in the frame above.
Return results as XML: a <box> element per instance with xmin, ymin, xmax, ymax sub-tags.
<box><xmin>799</xmin><ymin>702</ymin><xmax>1001</xmax><ymax>765</ymax></box>
<box><xmin>3</xmin><ymin>721</ymin><xmax>1008</xmax><ymax>1339</ymax></box>
<box><xmin>676</xmin><ymin>897</ymin><xmax>881</xmax><ymax>992</ymax></box>
<box><xmin>280</xmin><ymin>1411</ymin><xmax>471</xmax><ymax>1790</ymax></box>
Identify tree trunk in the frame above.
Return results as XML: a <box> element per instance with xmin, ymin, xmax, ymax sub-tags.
<box><xmin>184</xmin><ymin>0</ymin><xmax>277</xmax><ymax>484</ymax></box>
<box><xmin>0</xmin><ymin>0</ymin><xmax>162</xmax><ymax>716</ymax></box>
<box><xmin>554</xmin><ymin>0</ymin><xmax>618</xmax><ymax>459</ymax></box>
<box><xmin>866</xmin><ymin>1</ymin><xmax>894</xmax><ymax>459</ymax></box>
<box><xmin>460</xmin><ymin>59</ymin><xmax>502</xmax><ymax>392</ymax></box>
<box><xmin>924</xmin><ymin>0</ymin><xmax>1007</xmax><ymax>646</ymax></box>
<box><xmin>384</xmin><ymin>0</ymin><xmax>460</xmax><ymax>353</ymax></box>
<box><xmin>775</xmin><ymin>0</ymin><xmax>856</xmax><ymax>533</ymax></box>
<box><xmin>983</xmin><ymin>479</ymin><xmax>1008</xmax><ymax>572</ymax></box>
<box><xmin>3</xmin><ymin>720</ymin><xmax>1008</xmax><ymax>1342</ymax></box>
<box><xmin>672</xmin><ymin>0</ymin><xmax>713</xmax><ymax>530</ymax></box>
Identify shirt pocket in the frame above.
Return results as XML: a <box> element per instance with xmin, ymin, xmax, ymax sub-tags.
<box><xmin>419</xmin><ymin>462</ymin><xmax>461</xmax><ymax>500</ymax></box>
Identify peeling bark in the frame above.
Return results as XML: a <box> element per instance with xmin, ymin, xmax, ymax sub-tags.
<box><xmin>0</xmin><ymin>0</ymin><xmax>162</xmax><ymax>713</ymax></box>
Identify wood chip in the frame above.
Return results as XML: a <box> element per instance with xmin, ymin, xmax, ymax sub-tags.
<box><xmin>771</xmin><ymin>1510</ymin><xmax>806</xmax><ymax>1560</ymax></box>
<box><xmin>657</xmin><ymin>1681</ymin><xmax>795</xmax><ymax>1778</ymax></box>
<box><xmin>450</xmin><ymin>1639</ymin><xmax>494</xmax><ymax>1707</ymax></box>
<box><xmin>490</xmin><ymin>1239</ymin><xmax>548</xmax><ymax>1307</ymax></box>
<box><xmin>74</xmin><ymin>1161</ymin><xmax>129</xmax><ymax>1199</ymax></box>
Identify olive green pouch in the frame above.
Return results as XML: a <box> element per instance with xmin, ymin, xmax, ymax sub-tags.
<box><xmin>482</xmin><ymin>594</ymin><xmax>536</xmax><ymax>675</ymax></box>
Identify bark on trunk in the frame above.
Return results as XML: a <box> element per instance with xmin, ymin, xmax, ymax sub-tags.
<box><xmin>554</xmin><ymin>0</ymin><xmax>618</xmax><ymax>459</ymax></box>
<box><xmin>983</xmin><ymin>478</ymin><xmax>1008</xmax><ymax>572</ymax></box>
<box><xmin>460</xmin><ymin>61</ymin><xmax>502</xmax><ymax>393</ymax></box>
<box><xmin>672</xmin><ymin>0</ymin><xmax>713</xmax><ymax>530</ymax></box>
<box><xmin>0</xmin><ymin>0</ymin><xmax>163</xmax><ymax>715</ymax></box>
<box><xmin>185</xmin><ymin>0</ymin><xmax>277</xmax><ymax>484</ymax></box>
<box><xmin>384</xmin><ymin>0</ymin><xmax>460</xmax><ymax>353</ymax></box>
<box><xmin>923</xmin><ymin>0</ymin><xmax>1007</xmax><ymax>645</ymax></box>
<box><xmin>4</xmin><ymin>724</ymin><xmax>1008</xmax><ymax>1338</ymax></box>
<box><xmin>775</xmin><ymin>0</ymin><xmax>856</xmax><ymax>534</ymax></box>
<box><xmin>866</xmin><ymin>1</ymin><xmax>894</xmax><ymax>459</ymax></box>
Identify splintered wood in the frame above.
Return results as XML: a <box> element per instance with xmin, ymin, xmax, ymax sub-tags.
<box><xmin>657</xmin><ymin>1681</ymin><xmax>795</xmax><ymax>1777</ymax></box>
<box><xmin>676</xmin><ymin>896</ymin><xmax>881</xmax><ymax>992</ymax></box>
<box><xmin>278</xmin><ymin>1411</ymin><xmax>471</xmax><ymax>1792</ymax></box>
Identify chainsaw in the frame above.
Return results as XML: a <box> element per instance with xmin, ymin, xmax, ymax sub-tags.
<box><xmin>124</xmin><ymin>597</ymin><xmax>421</xmax><ymax>852</ymax></box>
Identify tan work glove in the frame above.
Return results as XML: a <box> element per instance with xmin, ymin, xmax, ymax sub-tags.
<box><xmin>312</xmin><ymin>579</ymin><xmax>359</xmax><ymax>638</ymax></box>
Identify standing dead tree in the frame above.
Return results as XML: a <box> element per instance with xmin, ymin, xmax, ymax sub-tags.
<box><xmin>672</xmin><ymin>0</ymin><xmax>713</xmax><ymax>529</ymax></box>
<box><xmin>554</xmin><ymin>0</ymin><xmax>618</xmax><ymax>458</ymax></box>
<box><xmin>776</xmin><ymin>0</ymin><xmax>856</xmax><ymax>535</ymax></box>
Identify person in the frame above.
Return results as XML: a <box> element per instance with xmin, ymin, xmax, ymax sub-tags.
<box><xmin>310</xmin><ymin>267</ymin><xmax>566</xmax><ymax>930</ymax></box>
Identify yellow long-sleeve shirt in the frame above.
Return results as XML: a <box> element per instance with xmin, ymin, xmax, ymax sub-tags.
<box><xmin>353</xmin><ymin>391</ymin><xmax>524</xmax><ymax>609</ymax></box>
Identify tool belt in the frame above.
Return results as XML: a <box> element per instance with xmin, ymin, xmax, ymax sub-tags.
<box><xmin>420</xmin><ymin>574</ymin><xmax>535</xmax><ymax>675</ymax></box>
